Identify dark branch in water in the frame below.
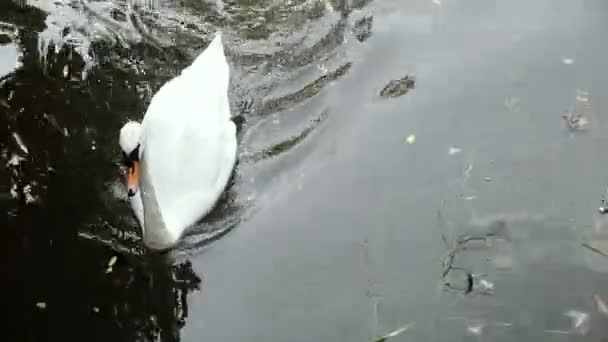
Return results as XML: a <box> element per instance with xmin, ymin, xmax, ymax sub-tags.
<box><xmin>440</xmin><ymin>226</ymin><xmax>500</xmax><ymax>294</ymax></box>
<box><xmin>582</xmin><ymin>242</ymin><xmax>608</xmax><ymax>257</ymax></box>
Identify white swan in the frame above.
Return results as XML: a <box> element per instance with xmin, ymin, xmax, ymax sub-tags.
<box><xmin>118</xmin><ymin>32</ymin><xmax>237</xmax><ymax>251</ymax></box>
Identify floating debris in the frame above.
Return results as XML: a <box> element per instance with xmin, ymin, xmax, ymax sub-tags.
<box><xmin>6</xmin><ymin>153</ymin><xmax>25</xmax><ymax>167</ymax></box>
<box><xmin>12</xmin><ymin>132</ymin><xmax>28</xmax><ymax>154</ymax></box>
<box><xmin>448</xmin><ymin>146</ymin><xmax>461</xmax><ymax>155</ymax></box>
<box><xmin>562</xmin><ymin>114</ymin><xmax>589</xmax><ymax>131</ymax></box>
<box><xmin>405</xmin><ymin>134</ymin><xmax>416</xmax><ymax>145</ymax></box>
<box><xmin>466</xmin><ymin>321</ymin><xmax>485</xmax><ymax>336</ymax></box>
<box><xmin>594</xmin><ymin>294</ymin><xmax>608</xmax><ymax>317</ymax></box>
<box><xmin>477</xmin><ymin>278</ymin><xmax>495</xmax><ymax>294</ymax></box>
<box><xmin>374</xmin><ymin>322</ymin><xmax>415</xmax><ymax>342</ymax></box>
<box><xmin>562</xmin><ymin>58</ymin><xmax>574</xmax><ymax>65</ymax></box>
<box><xmin>461</xmin><ymin>273</ymin><xmax>495</xmax><ymax>295</ymax></box>
<box><xmin>564</xmin><ymin>310</ymin><xmax>590</xmax><ymax>335</ymax></box>
<box><xmin>92</xmin><ymin>306</ymin><xmax>100</xmax><ymax>313</ymax></box>
<box><xmin>36</xmin><ymin>302</ymin><xmax>47</xmax><ymax>309</ymax></box>
<box><xmin>462</xmin><ymin>195</ymin><xmax>476</xmax><ymax>201</ymax></box>
<box><xmin>582</xmin><ymin>242</ymin><xmax>608</xmax><ymax>257</ymax></box>
<box><xmin>105</xmin><ymin>255</ymin><xmax>117</xmax><ymax>273</ymax></box>
<box><xmin>22</xmin><ymin>184</ymin><xmax>37</xmax><ymax>205</ymax></box>
<box><xmin>432</xmin><ymin>0</ymin><xmax>441</xmax><ymax>6</ymax></box>
<box><xmin>380</xmin><ymin>75</ymin><xmax>415</xmax><ymax>98</ymax></box>
<box><xmin>562</xmin><ymin>90</ymin><xmax>591</xmax><ymax>131</ymax></box>
<box><xmin>504</xmin><ymin>96</ymin><xmax>520</xmax><ymax>113</ymax></box>
<box><xmin>353</xmin><ymin>16</ymin><xmax>373</xmax><ymax>42</ymax></box>
<box><xmin>599</xmin><ymin>199</ymin><xmax>608</xmax><ymax>214</ymax></box>
<box><xmin>484</xmin><ymin>177</ymin><xmax>491</xmax><ymax>182</ymax></box>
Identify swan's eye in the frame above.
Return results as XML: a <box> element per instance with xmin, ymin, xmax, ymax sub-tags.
<box><xmin>122</xmin><ymin>144</ymin><xmax>140</xmax><ymax>167</ymax></box>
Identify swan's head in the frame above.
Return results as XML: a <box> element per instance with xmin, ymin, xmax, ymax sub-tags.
<box><xmin>119</xmin><ymin>121</ymin><xmax>142</xmax><ymax>198</ymax></box>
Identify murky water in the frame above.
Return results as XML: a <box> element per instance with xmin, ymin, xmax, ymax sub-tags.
<box><xmin>5</xmin><ymin>0</ymin><xmax>608</xmax><ymax>341</ymax></box>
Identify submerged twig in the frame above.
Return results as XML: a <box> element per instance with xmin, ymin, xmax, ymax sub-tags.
<box><xmin>582</xmin><ymin>242</ymin><xmax>608</xmax><ymax>257</ymax></box>
<box><xmin>440</xmin><ymin>229</ymin><xmax>500</xmax><ymax>295</ymax></box>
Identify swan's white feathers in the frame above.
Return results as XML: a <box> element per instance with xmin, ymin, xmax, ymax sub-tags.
<box><xmin>128</xmin><ymin>32</ymin><xmax>236</xmax><ymax>249</ymax></box>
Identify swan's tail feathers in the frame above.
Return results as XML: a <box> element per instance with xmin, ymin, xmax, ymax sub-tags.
<box><xmin>209</xmin><ymin>31</ymin><xmax>223</xmax><ymax>51</ymax></box>
<box><xmin>183</xmin><ymin>31</ymin><xmax>229</xmax><ymax>90</ymax></box>
<box><xmin>190</xmin><ymin>31</ymin><xmax>226</xmax><ymax>68</ymax></box>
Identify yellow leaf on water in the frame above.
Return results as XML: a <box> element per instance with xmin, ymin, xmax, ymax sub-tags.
<box><xmin>107</xmin><ymin>256</ymin><xmax>117</xmax><ymax>267</ymax></box>
<box><xmin>405</xmin><ymin>134</ymin><xmax>416</xmax><ymax>144</ymax></box>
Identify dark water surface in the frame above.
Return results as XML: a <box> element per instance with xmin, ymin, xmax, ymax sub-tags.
<box><xmin>4</xmin><ymin>0</ymin><xmax>608</xmax><ymax>341</ymax></box>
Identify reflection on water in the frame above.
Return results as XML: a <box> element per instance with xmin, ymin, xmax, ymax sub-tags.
<box><xmin>4</xmin><ymin>0</ymin><xmax>367</xmax><ymax>340</ymax></box>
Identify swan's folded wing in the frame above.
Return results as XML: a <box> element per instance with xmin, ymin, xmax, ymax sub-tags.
<box><xmin>139</xmin><ymin>33</ymin><xmax>235</xmax><ymax>236</ymax></box>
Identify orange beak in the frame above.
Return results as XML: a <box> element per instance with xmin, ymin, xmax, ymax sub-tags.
<box><xmin>125</xmin><ymin>161</ymin><xmax>140</xmax><ymax>197</ymax></box>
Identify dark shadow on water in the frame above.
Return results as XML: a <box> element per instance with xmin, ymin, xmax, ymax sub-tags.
<box><xmin>2</xmin><ymin>2</ymin><xmax>203</xmax><ymax>341</ymax></box>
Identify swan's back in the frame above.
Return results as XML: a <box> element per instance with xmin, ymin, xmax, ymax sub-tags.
<box><xmin>138</xmin><ymin>32</ymin><xmax>237</xmax><ymax>249</ymax></box>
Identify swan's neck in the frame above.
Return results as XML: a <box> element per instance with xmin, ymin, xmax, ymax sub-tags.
<box><xmin>137</xmin><ymin>155</ymin><xmax>179</xmax><ymax>250</ymax></box>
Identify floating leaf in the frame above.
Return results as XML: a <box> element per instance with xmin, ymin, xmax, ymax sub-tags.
<box><xmin>405</xmin><ymin>134</ymin><xmax>416</xmax><ymax>145</ymax></box>
<box><xmin>105</xmin><ymin>255</ymin><xmax>117</xmax><ymax>274</ymax></box>
<box><xmin>107</xmin><ymin>256</ymin><xmax>117</xmax><ymax>267</ymax></box>
<box><xmin>374</xmin><ymin>322</ymin><xmax>415</xmax><ymax>342</ymax></box>
<box><xmin>36</xmin><ymin>302</ymin><xmax>46</xmax><ymax>309</ymax></box>
<box><xmin>380</xmin><ymin>76</ymin><xmax>415</xmax><ymax>98</ymax></box>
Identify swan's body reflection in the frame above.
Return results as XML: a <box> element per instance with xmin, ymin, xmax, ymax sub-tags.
<box><xmin>106</xmin><ymin>254</ymin><xmax>202</xmax><ymax>342</ymax></box>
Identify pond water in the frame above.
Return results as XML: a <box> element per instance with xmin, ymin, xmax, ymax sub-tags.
<box><xmin>5</xmin><ymin>0</ymin><xmax>608</xmax><ymax>341</ymax></box>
